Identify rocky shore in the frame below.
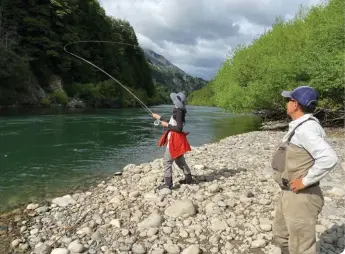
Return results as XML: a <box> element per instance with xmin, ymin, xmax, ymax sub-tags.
<box><xmin>5</xmin><ymin>129</ymin><xmax>345</xmax><ymax>254</ymax></box>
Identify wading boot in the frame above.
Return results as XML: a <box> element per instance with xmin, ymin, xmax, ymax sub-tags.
<box><xmin>157</xmin><ymin>177</ymin><xmax>173</xmax><ymax>190</ymax></box>
<box><xmin>178</xmin><ymin>174</ymin><xmax>193</xmax><ymax>184</ymax></box>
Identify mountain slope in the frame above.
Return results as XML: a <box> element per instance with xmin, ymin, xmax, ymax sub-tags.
<box><xmin>143</xmin><ymin>49</ymin><xmax>208</xmax><ymax>95</ymax></box>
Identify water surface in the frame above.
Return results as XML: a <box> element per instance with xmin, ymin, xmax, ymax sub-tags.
<box><xmin>0</xmin><ymin>105</ymin><xmax>261</xmax><ymax>211</ymax></box>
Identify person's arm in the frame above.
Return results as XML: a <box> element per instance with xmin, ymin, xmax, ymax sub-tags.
<box><xmin>167</xmin><ymin>109</ymin><xmax>183</xmax><ymax>132</ymax></box>
<box><xmin>152</xmin><ymin>113</ymin><xmax>167</xmax><ymax>122</ymax></box>
<box><xmin>297</xmin><ymin>124</ymin><xmax>338</xmax><ymax>187</ymax></box>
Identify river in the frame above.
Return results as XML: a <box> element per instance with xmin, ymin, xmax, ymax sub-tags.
<box><xmin>0</xmin><ymin>105</ymin><xmax>262</xmax><ymax>212</ymax></box>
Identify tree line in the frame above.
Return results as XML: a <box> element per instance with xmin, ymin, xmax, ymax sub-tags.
<box><xmin>188</xmin><ymin>0</ymin><xmax>344</xmax><ymax>125</ymax></box>
<box><xmin>0</xmin><ymin>0</ymin><xmax>162</xmax><ymax>107</ymax></box>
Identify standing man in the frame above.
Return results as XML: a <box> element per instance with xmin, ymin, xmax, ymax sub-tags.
<box><xmin>271</xmin><ymin>86</ymin><xmax>338</xmax><ymax>254</ymax></box>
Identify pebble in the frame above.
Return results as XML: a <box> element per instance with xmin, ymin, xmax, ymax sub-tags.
<box><xmin>30</xmin><ymin>228</ymin><xmax>39</xmax><ymax>235</ymax></box>
<box><xmin>121</xmin><ymin>229</ymin><xmax>130</xmax><ymax>236</ymax></box>
<box><xmin>163</xmin><ymin>227</ymin><xmax>173</xmax><ymax>234</ymax></box>
<box><xmin>164</xmin><ymin>243</ymin><xmax>181</xmax><ymax>254</ymax></box>
<box><xmin>328</xmin><ymin>187</ymin><xmax>345</xmax><ymax>197</ymax></box>
<box><xmin>182</xmin><ymin>245</ymin><xmax>201</xmax><ymax>254</ymax></box>
<box><xmin>91</xmin><ymin>231</ymin><xmax>102</xmax><ymax>241</ymax></box>
<box><xmin>165</xmin><ymin>199</ymin><xmax>196</xmax><ymax>218</ymax></box>
<box><xmin>68</xmin><ymin>240</ymin><xmax>85</xmax><ymax>253</ymax></box>
<box><xmin>26</xmin><ymin>203</ymin><xmax>39</xmax><ymax>210</ymax></box>
<box><xmin>138</xmin><ymin>213</ymin><xmax>164</xmax><ymax>229</ymax></box>
<box><xmin>208</xmin><ymin>183</ymin><xmax>220</xmax><ymax>193</ymax></box>
<box><xmin>11</xmin><ymin>239</ymin><xmax>20</xmax><ymax>248</ymax></box>
<box><xmin>251</xmin><ymin>239</ymin><xmax>267</xmax><ymax>248</ymax></box>
<box><xmin>110</xmin><ymin>219</ymin><xmax>121</xmax><ymax>228</ymax></box>
<box><xmin>52</xmin><ymin>195</ymin><xmax>76</xmax><ymax>207</ymax></box>
<box><xmin>8</xmin><ymin>130</ymin><xmax>345</xmax><ymax>254</ymax></box>
<box><xmin>152</xmin><ymin>249</ymin><xmax>165</xmax><ymax>254</ymax></box>
<box><xmin>51</xmin><ymin>248</ymin><xmax>69</xmax><ymax>254</ymax></box>
<box><xmin>19</xmin><ymin>243</ymin><xmax>29</xmax><ymax>251</ymax></box>
<box><xmin>131</xmin><ymin>243</ymin><xmax>146</xmax><ymax>254</ymax></box>
<box><xmin>147</xmin><ymin>228</ymin><xmax>159</xmax><ymax>237</ymax></box>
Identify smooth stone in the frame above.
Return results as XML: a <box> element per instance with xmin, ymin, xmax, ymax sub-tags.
<box><xmin>131</xmin><ymin>243</ymin><xmax>146</xmax><ymax>254</ymax></box>
<box><xmin>68</xmin><ymin>240</ymin><xmax>85</xmax><ymax>253</ymax></box>
<box><xmin>147</xmin><ymin>228</ymin><xmax>159</xmax><ymax>237</ymax></box>
<box><xmin>27</xmin><ymin>203</ymin><xmax>39</xmax><ymax>210</ymax></box>
<box><xmin>30</xmin><ymin>228</ymin><xmax>39</xmax><ymax>235</ymax></box>
<box><xmin>91</xmin><ymin>231</ymin><xmax>102</xmax><ymax>241</ymax></box>
<box><xmin>121</xmin><ymin>229</ymin><xmax>130</xmax><ymax>236</ymax></box>
<box><xmin>208</xmin><ymin>184</ymin><xmax>220</xmax><ymax>193</ymax></box>
<box><xmin>110</xmin><ymin>219</ymin><xmax>121</xmax><ymax>228</ymax></box>
<box><xmin>151</xmin><ymin>249</ymin><xmax>165</xmax><ymax>254</ymax></box>
<box><xmin>181</xmin><ymin>245</ymin><xmax>201</xmax><ymax>254</ymax></box>
<box><xmin>165</xmin><ymin>199</ymin><xmax>196</xmax><ymax>218</ymax></box>
<box><xmin>51</xmin><ymin>248</ymin><xmax>69</xmax><ymax>254</ymax></box>
<box><xmin>33</xmin><ymin>242</ymin><xmax>51</xmax><ymax>254</ymax></box>
<box><xmin>251</xmin><ymin>239</ymin><xmax>267</xmax><ymax>248</ymax></box>
<box><xmin>328</xmin><ymin>187</ymin><xmax>345</xmax><ymax>197</ymax></box>
<box><xmin>11</xmin><ymin>239</ymin><xmax>21</xmax><ymax>248</ymax></box>
<box><xmin>164</xmin><ymin>243</ymin><xmax>180</xmax><ymax>254</ymax></box>
<box><xmin>52</xmin><ymin>195</ymin><xmax>76</xmax><ymax>207</ymax></box>
<box><xmin>163</xmin><ymin>227</ymin><xmax>173</xmax><ymax>234</ymax></box>
<box><xmin>138</xmin><ymin>213</ymin><xmax>164</xmax><ymax>229</ymax></box>
<box><xmin>260</xmin><ymin>224</ymin><xmax>272</xmax><ymax>232</ymax></box>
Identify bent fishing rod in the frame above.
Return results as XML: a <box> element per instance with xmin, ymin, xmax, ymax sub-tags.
<box><xmin>63</xmin><ymin>40</ymin><xmax>161</xmax><ymax>126</ymax></box>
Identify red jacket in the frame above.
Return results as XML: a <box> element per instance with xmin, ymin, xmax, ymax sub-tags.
<box><xmin>157</xmin><ymin>130</ymin><xmax>191</xmax><ymax>159</ymax></box>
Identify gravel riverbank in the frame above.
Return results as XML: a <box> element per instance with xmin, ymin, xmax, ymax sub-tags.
<box><xmin>4</xmin><ymin>129</ymin><xmax>345</xmax><ymax>254</ymax></box>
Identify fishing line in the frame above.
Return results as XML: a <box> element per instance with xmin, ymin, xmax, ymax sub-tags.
<box><xmin>63</xmin><ymin>40</ymin><xmax>161</xmax><ymax>126</ymax></box>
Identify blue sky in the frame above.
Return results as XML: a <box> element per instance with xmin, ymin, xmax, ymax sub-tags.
<box><xmin>98</xmin><ymin>0</ymin><xmax>322</xmax><ymax>80</ymax></box>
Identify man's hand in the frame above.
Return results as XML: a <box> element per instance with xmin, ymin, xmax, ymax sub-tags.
<box><xmin>152</xmin><ymin>113</ymin><xmax>161</xmax><ymax>120</ymax></box>
<box><xmin>161</xmin><ymin>121</ymin><xmax>168</xmax><ymax>128</ymax></box>
<box><xmin>289</xmin><ymin>178</ymin><xmax>305</xmax><ymax>193</ymax></box>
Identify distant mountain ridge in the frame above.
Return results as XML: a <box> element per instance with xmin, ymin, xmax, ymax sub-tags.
<box><xmin>143</xmin><ymin>49</ymin><xmax>208</xmax><ymax>96</ymax></box>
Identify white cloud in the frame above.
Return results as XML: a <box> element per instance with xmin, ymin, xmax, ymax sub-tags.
<box><xmin>98</xmin><ymin>0</ymin><xmax>323</xmax><ymax>80</ymax></box>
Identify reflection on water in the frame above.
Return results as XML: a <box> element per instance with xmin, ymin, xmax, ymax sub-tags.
<box><xmin>0</xmin><ymin>105</ymin><xmax>262</xmax><ymax>212</ymax></box>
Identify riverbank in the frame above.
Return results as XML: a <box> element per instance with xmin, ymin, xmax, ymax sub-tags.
<box><xmin>2</xmin><ymin>128</ymin><xmax>344</xmax><ymax>254</ymax></box>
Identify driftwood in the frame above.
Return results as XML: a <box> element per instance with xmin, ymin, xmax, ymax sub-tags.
<box><xmin>261</xmin><ymin>121</ymin><xmax>288</xmax><ymax>131</ymax></box>
<box><xmin>255</xmin><ymin>108</ymin><xmax>344</xmax><ymax>129</ymax></box>
<box><xmin>254</xmin><ymin>109</ymin><xmax>345</xmax><ymax>128</ymax></box>
<box><xmin>313</xmin><ymin>109</ymin><xmax>344</xmax><ymax>127</ymax></box>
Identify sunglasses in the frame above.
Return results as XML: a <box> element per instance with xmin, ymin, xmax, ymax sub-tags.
<box><xmin>286</xmin><ymin>97</ymin><xmax>295</xmax><ymax>103</ymax></box>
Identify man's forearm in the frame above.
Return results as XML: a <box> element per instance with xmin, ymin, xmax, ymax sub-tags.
<box><xmin>302</xmin><ymin>152</ymin><xmax>338</xmax><ymax>186</ymax></box>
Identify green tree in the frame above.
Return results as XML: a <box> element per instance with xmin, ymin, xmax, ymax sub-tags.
<box><xmin>190</xmin><ymin>0</ymin><xmax>344</xmax><ymax>118</ymax></box>
<box><xmin>0</xmin><ymin>0</ymin><xmax>158</xmax><ymax>108</ymax></box>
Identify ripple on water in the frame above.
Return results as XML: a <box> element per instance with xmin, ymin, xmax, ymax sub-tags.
<box><xmin>110</xmin><ymin>131</ymin><xmax>128</xmax><ymax>136</ymax></box>
<box><xmin>0</xmin><ymin>131</ymin><xmax>20</xmax><ymax>136</ymax></box>
<box><xmin>51</xmin><ymin>141</ymin><xmax>96</xmax><ymax>147</ymax></box>
<box><xmin>3</xmin><ymin>118</ymin><xmax>46</xmax><ymax>125</ymax></box>
<box><xmin>72</xmin><ymin>148</ymin><xmax>89</xmax><ymax>152</ymax></box>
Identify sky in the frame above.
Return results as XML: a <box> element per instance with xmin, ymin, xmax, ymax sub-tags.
<box><xmin>98</xmin><ymin>0</ymin><xmax>322</xmax><ymax>80</ymax></box>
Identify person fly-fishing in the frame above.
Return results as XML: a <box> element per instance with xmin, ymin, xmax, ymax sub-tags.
<box><xmin>152</xmin><ymin>91</ymin><xmax>193</xmax><ymax>190</ymax></box>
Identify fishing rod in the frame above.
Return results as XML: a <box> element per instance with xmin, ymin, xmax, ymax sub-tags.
<box><xmin>63</xmin><ymin>40</ymin><xmax>161</xmax><ymax>126</ymax></box>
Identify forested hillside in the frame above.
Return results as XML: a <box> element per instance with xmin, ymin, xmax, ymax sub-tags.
<box><xmin>0</xmin><ymin>0</ymin><xmax>159</xmax><ymax>108</ymax></box>
<box><xmin>189</xmin><ymin>0</ymin><xmax>344</xmax><ymax>125</ymax></box>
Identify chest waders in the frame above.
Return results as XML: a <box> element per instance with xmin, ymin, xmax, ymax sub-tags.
<box><xmin>271</xmin><ymin>118</ymin><xmax>324</xmax><ymax>254</ymax></box>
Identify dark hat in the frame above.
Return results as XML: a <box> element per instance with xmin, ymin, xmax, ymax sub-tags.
<box><xmin>281</xmin><ymin>86</ymin><xmax>318</xmax><ymax>109</ymax></box>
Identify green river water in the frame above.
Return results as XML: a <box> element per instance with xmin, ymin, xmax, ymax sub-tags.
<box><xmin>0</xmin><ymin>105</ymin><xmax>262</xmax><ymax>212</ymax></box>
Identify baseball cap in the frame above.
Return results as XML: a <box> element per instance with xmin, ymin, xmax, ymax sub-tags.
<box><xmin>281</xmin><ymin>86</ymin><xmax>318</xmax><ymax>108</ymax></box>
